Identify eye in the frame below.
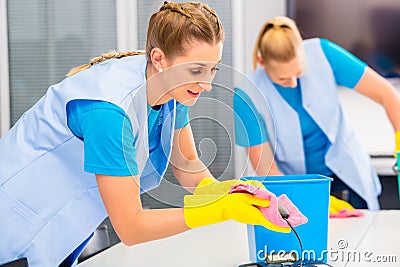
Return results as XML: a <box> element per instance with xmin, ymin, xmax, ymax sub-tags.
<box><xmin>211</xmin><ymin>67</ymin><xmax>220</xmax><ymax>73</ymax></box>
<box><xmin>190</xmin><ymin>69</ymin><xmax>203</xmax><ymax>75</ymax></box>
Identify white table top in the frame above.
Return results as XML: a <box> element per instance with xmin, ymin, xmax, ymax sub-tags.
<box><xmin>328</xmin><ymin>210</ymin><xmax>400</xmax><ymax>267</ymax></box>
<box><xmin>78</xmin><ymin>220</ymin><xmax>250</xmax><ymax>267</ymax></box>
<box><xmin>78</xmin><ymin>210</ymin><xmax>400</xmax><ymax>267</ymax></box>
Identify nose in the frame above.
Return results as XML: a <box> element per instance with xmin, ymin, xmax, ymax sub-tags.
<box><xmin>198</xmin><ymin>82</ymin><xmax>212</xmax><ymax>92</ymax></box>
<box><xmin>288</xmin><ymin>77</ymin><xmax>297</xmax><ymax>88</ymax></box>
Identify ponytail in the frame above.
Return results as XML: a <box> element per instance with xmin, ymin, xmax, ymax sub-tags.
<box><xmin>252</xmin><ymin>23</ymin><xmax>274</xmax><ymax>71</ymax></box>
<box><xmin>253</xmin><ymin>16</ymin><xmax>302</xmax><ymax>71</ymax></box>
<box><xmin>66</xmin><ymin>50</ymin><xmax>144</xmax><ymax>76</ymax></box>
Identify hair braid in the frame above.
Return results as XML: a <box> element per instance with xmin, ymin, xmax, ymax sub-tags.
<box><xmin>145</xmin><ymin>1</ymin><xmax>223</xmax><ymax>61</ymax></box>
<box><xmin>160</xmin><ymin>1</ymin><xmax>193</xmax><ymax>19</ymax></box>
<box><xmin>66</xmin><ymin>50</ymin><xmax>144</xmax><ymax>76</ymax></box>
<box><xmin>160</xmin><ymin>1</ymin><xmax>203</xmax><ymax>31</ymax></box>
<box><xmin>68</xmin><ymin>2</ymin><xmax>224</xmax><ymax>77</ymax></box>
<box><xmin>160</xmin><ymin>1</ymin><xmax>222</xmax><ymax>34</ymax></box>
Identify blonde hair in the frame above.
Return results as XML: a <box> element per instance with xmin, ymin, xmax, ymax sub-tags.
<box><xmin>252</xmin><ymin>16</ymin><xmax>303</xmax><ymax>70</ymax></box>
<box><xmin>66</xmin><ymin>51</ymin><xmax>143</xmax><ymax>76</ymax></box>
<box><xmin>146</xmin><ymin>1</ymin><xmax>224</xmax><ymax>60</ymax></box>
<box><xmin>67</xmin><ymin>1</ymin><xmax>224</xmax><ymax>77</ymax></box>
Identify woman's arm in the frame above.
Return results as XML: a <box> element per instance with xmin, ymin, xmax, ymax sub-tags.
<box><xmin>354</xmin><ymin>67</ymin><xmax>400</xmax><ymax>132</ymax></box>
<box><xmin>247</xmin><ymin>141</ymin><xmax>283</xmax><ymax>176</ymax></box>
<box><xmin>96</xmin><ymin>174</ymin><xmax>190</xmax><ymax>246</ymax></box>
<box><xmin>170</xmin><ymin>124</ymin><xmax>213</xmax><ymax>191</ymax></box>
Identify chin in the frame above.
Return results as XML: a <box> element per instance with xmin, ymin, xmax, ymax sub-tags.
<box><xmin>178</xmin><ymin>98</ymin><xmax>198</xmax><ymax>106</ymax></box>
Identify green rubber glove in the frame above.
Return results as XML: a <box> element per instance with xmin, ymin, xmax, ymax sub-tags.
<box><xmin>193</xmin><ymin>177</ymin><xmax>266</xmax><ymax>195</ymax></box>
<box><xmin>183</xmin><ymin>193</ymin><xmax>290</xmax><ymax>233</ymax></box>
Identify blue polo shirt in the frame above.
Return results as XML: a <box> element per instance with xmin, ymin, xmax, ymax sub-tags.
<box><xmin>66</xmin><ymin>100</ymin><xmax>189</xmax><ymax>176</ymax></box>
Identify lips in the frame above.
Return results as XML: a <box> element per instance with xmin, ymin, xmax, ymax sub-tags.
<box><xmin>187</xmin><ymin>89</ymin><xmax>200</xmax><ymax>98</ymax></box>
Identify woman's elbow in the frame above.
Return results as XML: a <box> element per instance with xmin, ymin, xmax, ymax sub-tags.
<box><xmin>117</xmin><ymin>231</ymin><xmax>144</xmax><ymax>246</ymax></box>
<box><xmin>112</xmin><ymin>219</ymin><xmax>144</xmax><ymax>246</ymax></box>
<box><xmin>120</xmin><ymin>237</ymin><xmax>137</xmax><ymax>246</ymax></box>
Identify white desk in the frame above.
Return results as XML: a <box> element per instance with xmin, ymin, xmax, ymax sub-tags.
<box><xmin>77</xmin><ymin>220</ymin><xmax>250</xmax><ymax>267</ymax></box>
<box><xmin>78</xmin><ymin>210</ymin><xmax>400</xmax><ymax>267</ymax></box>
<box><xmin>328</xmin><ymin>210</ymin><xmax>400</xmax><ymax>267</ymax></box>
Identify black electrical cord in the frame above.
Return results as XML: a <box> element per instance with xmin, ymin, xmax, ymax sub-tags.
<box><xmin>282</xmin><ymin>217</ymin><xmax>303</xmax><ymax>267</ymax></box>
<box><xmin>239</xmin><ymin>215</ymin><xmax>334</xmax><ymax>267</ymax></box>
<box><xmin>282</xmin><ymin>216</ymin><xmax>333</xmax><ymax>267</ymax></box>
<box><xmin>283</xmin><ymin>217</ymin><xmax>304</xmax><ymax>254</ymax></box>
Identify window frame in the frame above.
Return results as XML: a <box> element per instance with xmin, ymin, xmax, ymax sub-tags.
<box><xmin>0</xmin><ymin>0</ymin><xmax>10</xmax><ymax>136</ymax></box>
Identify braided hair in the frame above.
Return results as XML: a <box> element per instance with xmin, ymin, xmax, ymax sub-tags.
<box><xmin>66</xmin><ymin>51</ymin><xmax>143</xmax><ymax>77</ymax></box>
<box><xmin>66</xmin><ymin>1</ymin><xmax>224</xmax><ymax>76</ymax></box>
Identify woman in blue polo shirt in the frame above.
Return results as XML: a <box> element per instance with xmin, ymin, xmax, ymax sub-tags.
<box><xmin>234</xmin><ymin>16</ymin><xmax>400</xmax><ymax>210</ymax></box>
<box><xmin>0</xmin><ymin>3</ymin><xmax>286</xmax><ymax>267</ymax></box>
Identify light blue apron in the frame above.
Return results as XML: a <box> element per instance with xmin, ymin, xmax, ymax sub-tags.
<box><xmin>237</xmin><ymin>38</ymin><xmax>381</xmax><ymax>210</ymax></box>
<box><xmin>0</xmin><ymin>55</ymin><xmax>176</xmax><ymax>266</ymax></box>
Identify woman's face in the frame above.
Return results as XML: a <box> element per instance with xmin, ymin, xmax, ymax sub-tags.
<box><xmin>264</xmin><ymin>53</ymin><xmax>304</xmax><ymax>88</ymax></box>
<box><xmin>160</xmin><ymin>41</ymin><xmax>223</xmax><ymax>106</ymax></box>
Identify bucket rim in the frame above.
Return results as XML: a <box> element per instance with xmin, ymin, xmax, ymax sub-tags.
<box><xmin>241</xmin><ymin>175</ymin><xmax>333</xmax><ymax>184</ymax></box>
<box><xmin>260</xmin><ymin>178</ymin><xmax>332</xmax><ymax>184</ymax></box>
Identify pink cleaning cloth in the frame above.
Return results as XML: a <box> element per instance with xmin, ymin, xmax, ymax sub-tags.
<box><xmin>329</xmin><ymin>209</ymin><xmax>364</xmax><ymax>218</ymax></box>
<box><xmin>229</xmin><ymin>184</ymin><xmax>308</xmax><ymax>227</ymax></box>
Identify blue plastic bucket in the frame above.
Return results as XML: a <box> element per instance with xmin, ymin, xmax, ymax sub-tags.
<box><xmin>242</xmin><ymin>174</ymin><xmax>332</xmax><ymax>263</ymax></box>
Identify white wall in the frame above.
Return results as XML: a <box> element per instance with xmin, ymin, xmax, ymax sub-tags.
<box><xmin>243</xmin><ymin>0</ymin><xmax>286</xmax><ymax>72</ymax></box>
<box><xmin>233</xmin><ymin>0</ymin><xmax>287</xmax><ymax>177</ymax></box>
<box><xmin>338</xmin><ymin>82</ymin><xmax>399</xmax><ymax>156</ymax></box>
<box><xmin>338</xmin><ymin>81</ymin><xmax>400</xmax><ymax>175</ymax></box>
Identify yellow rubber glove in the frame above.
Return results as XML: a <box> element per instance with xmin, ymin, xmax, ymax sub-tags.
<box><xmin>329</xmin><ymin>195</ymin><xmax>355</xmax><ymax>214</ymax></box>
<box><xmin>193</xmin><ymin>177</ymin><xmax>265</xmax><ymax>196</ymax></box>
<box><xmin>184</xmin><ymin>193</ymin><xmax>290</xmax><ymax>233</ymax></box>
<box><xmin>395</xmin><ymin>131</ymin><xmax>400</xmax><ymax>158</ymax></box>
<box><xmin>329</xmin><ymin>195</ymin><xmax>364</xmax><ymax>218</ymax></box>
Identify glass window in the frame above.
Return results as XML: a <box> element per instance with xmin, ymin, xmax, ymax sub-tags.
<box><xmin>7</xmin><ymin>0</ymin><xmax>117</xmax><ymax>124</ymax></box>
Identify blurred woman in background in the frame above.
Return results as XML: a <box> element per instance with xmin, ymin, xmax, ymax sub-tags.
<box><xmin>234</xmin><ymin>16</ymin><xmax>400</xmax><ymax>211</ymax></box>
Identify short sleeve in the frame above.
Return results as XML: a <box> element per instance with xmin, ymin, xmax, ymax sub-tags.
<box><xmin>233</xmin><ymin>88</ymin><xmax>269</xmax><ymax>147</ymax></box>
<box><xmin>67</xmin><ymin>100</ymin><xmax>138</xmax><ymax>176</ymax></box>
<box><xmin>320</xmin><ymin>38</ymin><xmax>367</xmax><ymax>89</ymax></box>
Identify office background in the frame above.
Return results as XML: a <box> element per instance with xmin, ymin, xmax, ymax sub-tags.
<box><xmin>0</xmin><ymin>0</ymin><xmax>399</xmax><ymax>258</ymax></box>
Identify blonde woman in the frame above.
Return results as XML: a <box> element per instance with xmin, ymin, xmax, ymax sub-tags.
<box><xmin>234</xmin><ymin>16</ymin><xmax>400</xmax><ymax>211</ymax></box>
<box><xmin>0</xmin><ymin>3</ymin><xmax>287</xmax><ymax>267</ymax></box>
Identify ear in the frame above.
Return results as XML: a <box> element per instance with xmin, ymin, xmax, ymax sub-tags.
<box><xmin>150</xmin><ymin>48</ymin><xmax>166</xmax><ymax>72</ymax></box>
<box><xmin>257</xmin><ymin>55</ymin><xmax>266</xmax><ymax>68</ymax></box>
